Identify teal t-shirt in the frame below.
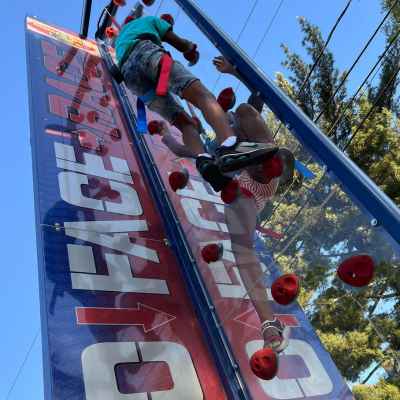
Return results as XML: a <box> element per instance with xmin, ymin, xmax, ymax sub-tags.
<box><xmin>115</xmin><ymin>16</ymin><xmax>171</xmax><ymax>65</ymax></box>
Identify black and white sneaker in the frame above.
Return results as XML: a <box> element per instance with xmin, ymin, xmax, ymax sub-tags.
<box><xmin>215</xmin><ymin>141</ymin><xmax>279</xmax><ymax>173</ymax></box>
<box><xmin>196</xmin><ymin>155</ymin><xmax>232</xmax><ymax>192</ymax></box>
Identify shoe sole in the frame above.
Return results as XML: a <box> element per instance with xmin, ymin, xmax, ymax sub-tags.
<box><xmin>198</xmin><ymin>162</ymin><xmax>231</xmax><ymax>192</ymax></box>
<box><xmin>218</xmin><ymin>147</ymin><xmax>279</xmax><ymax>173</ymax></box>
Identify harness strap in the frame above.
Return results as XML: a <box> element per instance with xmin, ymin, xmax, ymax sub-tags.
<box><xmin>136</xmin><ymin>98</ymin><xmax>148</xmax><ymax>134</ymax></box>
<box><xmin>156</xmin><ymin>53</ymin><xmax>173</xmax><ymax>96</ymax></box>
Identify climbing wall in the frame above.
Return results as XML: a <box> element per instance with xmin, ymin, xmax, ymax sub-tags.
<box><xmin>26</xmin><ymin>6</ymin><xmax>400</xmax><ymax>400</ymax></box>
<box><xmin>26</xmin><ymin>17</ymin><xmax>228</xmax><ymax>400</ymax></box>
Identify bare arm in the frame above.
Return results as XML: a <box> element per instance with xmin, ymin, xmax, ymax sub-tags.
<box><xmin>163</xmin><ymin>30</ymin><xmax>193</xmax><ymax>53</ymax></box>
<box><xmin>213</xmin><ymin>56</ymin><xmax>264</xmax><ymax>112</ymax></box>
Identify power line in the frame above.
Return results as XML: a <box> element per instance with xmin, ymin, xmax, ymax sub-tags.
<box><xmin>343</xmin><ymin>62</ymin><xmax>400</xmax><ymax>151</ymax></box>
<box><xmin>273</xmin><ymin>0</ymin><xmax>354</xmax><ymax>138</ymax></box>
<box><xmin>5</xmin><ymin>330</ymin><xmax>40</xmax><ymax>400</ymax></box>
<box><xmin>326</xmin><ymin>27</ymin><xmax>400</xmax><ymax>138</ymax></box>
<box><xmin>311</xmin><ymin>0</ymin><xmax>400</xmax><ymax>126</ymax></box>
<box><xmin>154</xmin><ymin>0</ymin><xmax>165</xmax><ymax>16</ymax></box>
<box><xmin>235</xmin><ymin>0</ymin><xmax>285</xmax><ymax>93</ymax></box>
<box><xmin>268</xmin><ymin>0</ymin><xmax>400</xmax><ymax>230</ymax></box>
<box><xmin>211</xmin><ymin>0</ymin><xmax>259</xmax><ymax>92</ymax></box>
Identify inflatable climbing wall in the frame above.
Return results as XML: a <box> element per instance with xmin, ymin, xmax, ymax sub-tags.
<box><xmin>26</xmin><ymin>3</ymin><xmax>400</xmax><ymax>398</ymax></box>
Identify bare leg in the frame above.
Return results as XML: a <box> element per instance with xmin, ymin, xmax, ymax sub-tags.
<box><xmin>234</xmin><ymin>103</ymin><xmax>275</xmax><ymax>143</ymax></box>
<box><xmin>182</xmin><ymin>80</ymin><xmax>234</xmax><ymax>144</ymax></box>
<box><xmin>173</xmin><ymin>117</ymin><xmax>204</xmax><ymax>156</ymax></box>
<box><xmin>225</xmin><ymin>195</ymin><xmax>274</xmax><ymax>324</ymax></box>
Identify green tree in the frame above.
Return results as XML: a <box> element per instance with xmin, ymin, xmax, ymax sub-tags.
<box><xmin>260</xmin><ymin>4</ymin><xmax>400</xmax><ymax>396</ymax></box>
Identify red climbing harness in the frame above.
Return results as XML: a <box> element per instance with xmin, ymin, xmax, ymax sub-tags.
<box><xmin>156</xmin><ymin>53</ymin><xmax>174</xmax><ymax>96</ymax></box>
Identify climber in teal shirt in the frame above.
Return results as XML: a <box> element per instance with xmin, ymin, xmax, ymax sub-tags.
<box><xmin>115</xmin><ymin>15</ymin><xmax>171</xmax><ymax>66</ymax></box>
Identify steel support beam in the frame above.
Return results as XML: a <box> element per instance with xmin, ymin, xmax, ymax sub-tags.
<box><xmin>80</xmin><ymin>0</ymin><xmax>93</xmax><ymax>39</ymax></box>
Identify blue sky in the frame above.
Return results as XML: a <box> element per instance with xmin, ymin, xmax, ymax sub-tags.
<box><xmin>0</xmin><ymin>0</ymin><xmax>387</xmax><ymax>398</ymax></box>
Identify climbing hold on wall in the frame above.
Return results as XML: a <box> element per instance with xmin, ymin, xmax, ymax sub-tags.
<box><xmin>110</xmin><ymin>128</ymin><xmax>121</xmax><ymax>140</ymax></box>
<box><xmin>124</xmin><ymin>15</ymin><xmax>135</xmax><ymax>25</ymax></box>
<box><xmin>250</xmin><ymin>348</ymin><xmax>278</xmax><ymax>380</ymax></box>
<box><xmin>271</xmin><ymin>273</ymin><xmax>300</xmax><ymax>305</ymax></box>
<box><xmin>105</xmin><ymin>26</ymin><xmax>118</xmax><ymax>39</ymax></box>
<box><xmin>337</xmin><ymin>254</ymin><xmax>375</xmax><ymax>287</ymax></box>
<box><xmin>68</xmin><ymin>110</ymin><xmax>85</xmax><ymax>124</ymax></box>
<box><xmin>217</xmin><ymin>87</ymin><xmax>236</xmax><ymax>112</ymax></box>
<box><xmin>113</xmin><ymin>0</ymin><xmax>126</xmax><ymax>6</ymax></box>
<box><xmin>201</xmin><ymin>243</ymin><xmax>223</xmax><ymax>263</ymax></box>
<box><xmin>87</xmin><ymin>110</ymin><xmax>99</xmax><ymax>124</ymax></box>
<box><xmin>142</xmin><ymin>0</ymin><xmax>156</xmax><ymax>6</ymax></box>
<box><xmin>147</xmin><ymin>120</ymin><xmax>163</xmax><ymax>135</ymax></box>
<box><xmin>160</xmin><ymin>13</ymin><xmax>175</xmax><ymax>26</ymax></box>
<box><xmin>100</xmin><ymin>95</ymin><xmax>111</xmax><ymax>107</ymax></box>
<box><xmin>169</xmin><ymin>169</ymin><xmax>189</xmax><ymax>192</ymax></box>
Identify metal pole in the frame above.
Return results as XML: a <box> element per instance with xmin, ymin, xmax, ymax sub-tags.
<box><xmin>96</xmin><ymin>1</ymin><xmax>118</xmax><ymax>39</ymax></box>
<box><xmin>174</xmin><ymin>0</ymin><xmax>400</xmax><ymax>246</ymax></box>
<box><xmin>80</xmin><ymin>0</ymin><xmax>93</xmax><ymax>39</ymax></box>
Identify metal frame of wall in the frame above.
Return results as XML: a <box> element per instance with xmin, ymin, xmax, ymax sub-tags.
<box><xmin>174</xmin><ymin>0</ymin><xmax>400</xmax><ymax>247</ymax></box>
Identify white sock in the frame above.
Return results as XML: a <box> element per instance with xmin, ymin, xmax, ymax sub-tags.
<box><xmin>221</xmin><ymin>136</ymin><xmax>237</xmax><ymax>147</ymax></box>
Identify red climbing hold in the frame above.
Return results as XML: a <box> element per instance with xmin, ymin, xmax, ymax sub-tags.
<box><xmin>113</xmin><ymin>0</ymin><xmax>126</xmax><ymax>6</ymax></box>
<box><xmin>262</xmin><ymin>155</ymin><xmax>283</xmax><ymax>183</ymax></box>
<box><xmin>271</xmin><ymin>273</ymin><xmax>300</xmax><ymax>305</ymax></box>
<box><xmin>147</xmin><ymin>120</ymin><xmax>163</xmax><ymax>135</ymax></box>
<box><xmin>250</xmin><ymin>348</ymin><xmax>278</xmax><ymax>380</ymax></box>
<box><xmin>221</xmin><ymin>179</ymin><xmax>239</xmax><ymax>204</ymax></box>
<box><xmin>201</xmin><ymin>243</ymin><xmax>223</xmax><ymax>263</ymax></box>
<box><xmin>69</xmin><ymin>111</ymin><xmax>84</xmax><ymax>124</ymax></box>
<box><xmin>124</xmin><ymin>15</ymin><xmax>135</xmax><ymax>25</ymax></box>
<box><xmin>105</xmin><ymin>26</ymin><xmax>118</xmax><ymax>39</ymax></box>
<box><xmin>87</xmin><ymin>110</ymin><xmax>99</xmax><ymax>124</ymax></box>
<box><xmin>337</xmin><ymin>254</ymin><xmax>375</xmax><ymax>287</ymax></box>
<box><xmin>100</xmin><ymin>95</ymin><xmax>111</xmax><ymax>107</ymax></box>
<box><xmin>169</xmin><ymin>169</ymin><xmax>189</xmax><ymax>192</ymax></box>
<box><xmin>110</xmin><ymin>128</ymin><xmax>121</xmax><ymax>140</ymax></box>
<box><xmin>217</xmin><ymin>87</ymin><xmax>236</xmax><ymax>112</ymax></box>
<box><xmin>142</xmin><ymin>0</ymin><xmax>156</xmax><ymax>5</ymax></box>
<box><xmin>160</xmin><ymin>13</ymin><xmax>175</xmax><ymax>26</ymax></box>
<box><xmin>88</xmin><ymin>177</ymin><xmax>100</xmax><ymax>189</ymax></box>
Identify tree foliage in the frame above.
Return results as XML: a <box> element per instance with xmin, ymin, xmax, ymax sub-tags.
<box><xmin>260</xmin><ymin>3</ymin><xmax>400</xmax><ymax>397</ymax></box>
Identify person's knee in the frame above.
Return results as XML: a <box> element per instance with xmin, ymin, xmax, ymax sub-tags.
<box><xmin>183</xmin><ymin>80</ymin><xmax>216</xmax><ymax>105</ymax></box>
<box><xmin>235</xmin><ymin>103</ymin><xmax>259</xmax><ymax>119</ymax></box>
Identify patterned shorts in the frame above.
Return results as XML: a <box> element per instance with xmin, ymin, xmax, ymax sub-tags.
<box><xmin>121</xmin><ymin>40</ymin><xmax>199</xmax><ymax>123</ymax></box>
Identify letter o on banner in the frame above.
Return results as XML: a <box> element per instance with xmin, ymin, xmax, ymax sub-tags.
<box><xmin>82</xmin><ymin>341</ymin><xmax>203</xmax><ymax>399</ymax></box>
